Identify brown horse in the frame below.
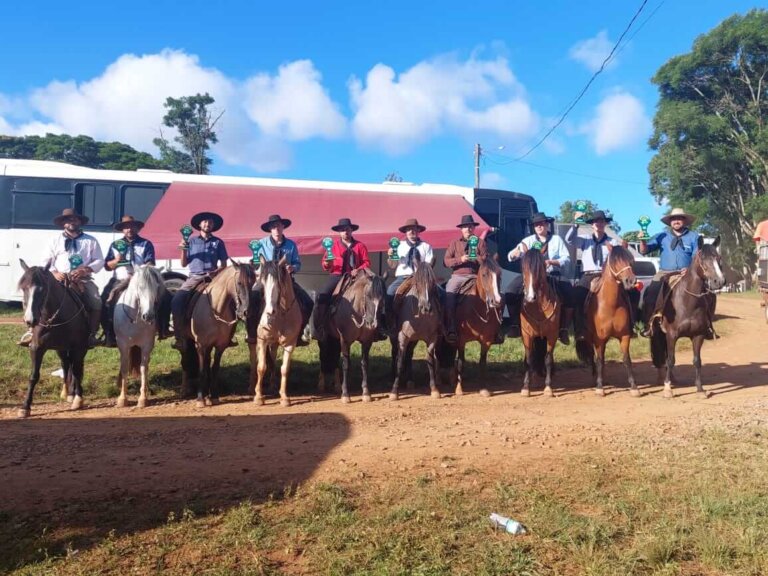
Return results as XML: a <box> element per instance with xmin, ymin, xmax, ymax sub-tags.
<box><xmin>443</xmin><ymin>258</ymin><xmax>504</xmax><ymax>396</ymax></box>
<box><xmin>181</xmin><ymin>262</ymin><xmax>255</xmax><ymax>407</ymax></box>
<box><xmin>519</xmin><ymin>245</ymin><xmax>561</xmax><ymax>397</ymax></box>
<box><xmin>16</xmin><ymin>260</ymin><xmax>91</xmax><ymax>417</ymax></box>
<box><xmin>650</xmin><ymin>236</ymin><xmax>724</xmax><ymax>398</ymax></box>
<box><xmin>389</xmin><ymin>261</ymin><xmax>442</xmax><ymax>400</ymax></box>
<box><xmin>575</xmin><ymin>245</ymin><xmax>639</xmax><ymax>396</ymax></box>
<box><xmin>250</xmin><ymin>255</ymin><xmax>303</xmax><ymax>407</ymax></box>
<box><xmin>318</xmin><ymin>270</ymin><xmax>386</xmax><ymax>403</ymax></box>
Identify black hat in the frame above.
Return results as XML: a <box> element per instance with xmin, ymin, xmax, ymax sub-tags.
<box><xmin>331</xmin><ymin>217</ymin><xmax>360</xmax><ymax>232</ymax></box>
<box><xmin>456</xmin><ymin>214</ymin><xmax>481</xmax><ymax>228</ymax></box>
<box><xmin>585</xmin><ymin>210</ymin><xmax>613</xmax><ymax>224</ymax></box>
<box><xmin>53</xmin><ymin>208</ymin><xmax>89</xmax><ymax>227</ymax></box>
<box><xmin>113</xmin><ymin>215</ymin><xmax>145</xmax><ymax>231</ymax></box>
<box><xmin>260</xmin><ymin>214</ymin><xmax>292</xmax><ymax>233</ymax></box>
<box><xmin>530</xmin><ymin>212</ymin><xmax>554</xmax><ymax>225</ymax></box>
<box><xmin>191</xmin><ymin>211</ymin><xmax>224</xmax><ymax>231</ymax></box>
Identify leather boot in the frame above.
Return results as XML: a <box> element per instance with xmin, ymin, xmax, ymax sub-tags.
<box><xmin>559</xmin><ymin>308</ymin><xmax>572</xmax><ymax>345</ymax></box>
<box><xmin>445</xmin><ymin>292</ymin><xmax>458</xmax><ymax>344</ymax></box>
<box><xmin>506</xmin><ymin>294</ymin><xmax>522</xmax><ymax>338</ymax></box>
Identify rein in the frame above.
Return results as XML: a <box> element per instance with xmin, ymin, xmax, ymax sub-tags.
<box><xmin>38</xmin><ymin>275</ymin><xmax>86</xmax><ymax>328</ymax></box>
<box><xmin>206</xmin><ymin>270</ymin><xmax>241</xmax><ymax>325</ymax></box>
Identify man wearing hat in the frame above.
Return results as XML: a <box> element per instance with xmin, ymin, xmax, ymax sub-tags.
<box><xmin>506</xmin><ymin>212</ymin><xmax>573</xmax><ymax>344</ymax></box>
<box><xmin>639</xmin><ymin>207</ymin><xmax>711</xmax><ymax>337</ymax></box>
<box><xmin>443</xmin><ymin>215</ymin><xmax>497</xmax><ymax>345</ymax></box>
<box><xmin>247</xmin><ymin>214</ymin><xmax>313</xmax><ymax>346</ymax></box>
<box><xmin>314</xmin><ymin>217</ymin><xmax>375</xmax><ymax>340</ymax></box>
<box><xmin>386</xmin><ymin>218</ymin><xmax>434</xmax><ymax>332</ymax></box>
<box><xmin>18</xmin><ymin>208</ymin><xmax>105</xmax><ymax>347</ymax></box>
<box><xmin>171</xmin><ymin>211</ymin><xmax>231</xmax><ymax>351</ymax></box>
<box><xmin>565</xmin><ymin>209</ymin><xmax>624</xmax><ymax>341</ymax></box>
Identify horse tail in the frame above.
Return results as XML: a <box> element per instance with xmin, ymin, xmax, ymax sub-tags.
<box><xmin>436</xmin><ymin>337</ymin><xmax>456</xmax><ymax>369</ymax></box>
<box><xmin>182</xmin><ymin>341</ymin><xmax>200</xmax><ymax>378</ymax></box>
<box><xmin>650</xmin><ymin>329</ymin><xmax>667</xmax><ymax>369</ymax></box>
<box><xmin>532</xmin><ymin>337</ymin><xmax>548</xmax><ymax>376</ymax></box>
<box><xmin>575</xmin><ymin>340</ymin><xmax>594</xmax><ymax>366</ymax></box>
<box><xmin>129</xmin><ymin>345</ymin><xmax>142</xmax><ymax>378</ymax></box>
<box><xmin>319</xmin><ymin>336</ymin><xmax>341</xmax><ymax>376</ymax></box>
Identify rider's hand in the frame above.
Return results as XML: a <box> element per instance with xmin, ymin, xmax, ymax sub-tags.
<box><xmin>573</xmin><ymin>211</ymin><xmax>584</xmax><ymax>223</ymax></box>
<box><xmin>507</xmin><ymin>249</ymin><xmax>519</xmax><ymax>261</ymax></box>
<box><xmin>351</xmin><ymin>268</ymin><xmax>359</xmax><ymax>277</ymax></box>
<box><xmin>285</xmin><ymin>264</ymin><xmax>296</xmax><ymax>274</ymax></box>
<box><xmin>387</xmin><ymin>248</ymin><xmax>394</xmax><ymax>257</ymax></box>
<box><xmin>460</xmin><ymin>254</ymin><xmax>470</xmax><ymax>263</ymax></box>
<box><xmin>53</xmin><ymin>271</ymin><xmax>66</xmax><ymax>282</ymax></box>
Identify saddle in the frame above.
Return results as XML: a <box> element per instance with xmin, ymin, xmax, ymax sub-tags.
<box><xmin>185</xmin><ymin>276</ymin><xmax>215</xmax><ymax>323</ymax></box>
<box><xmin>106</xmin><ymin>278</ymin><xmax>131</xmax><ymax>305</ymax></box>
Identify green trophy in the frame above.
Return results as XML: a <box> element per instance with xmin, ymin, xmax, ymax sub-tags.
<box><xmin>321</xmin><ymin>237</ymin><xmax>334</xmax><ymax>261</ymax></box>
<box><xmin>575</xmin><ymin>200</ymin><xmax>588</xmax><ymax>224</ymax></box>
<box><xmin>532</xmin><ymin>241</ymin><xmax>543</xmax><ymax>251</ymax></box>
<box><xmin>248</xmin><ymin>239</ymin><xmax>261</xmax><ymax>265</ymax></box>
<box><xmin>68</xmin><ymin>253</ymin><xmax>83</xmax><ymax>270</ymax></box>
<box><xmin>388</xmin><ymin>237</ymin><xmax>401</xmax><ymax>261</ymax></box>
<box><xmin>467</xmin><ymin>235</ymin><xmax>480</xmax><ymax>260</ymax></box>
<box><xmin>113</xmin><ymin>239</ymin><xmax>130</xmax><ymax>267</ymax></box>
<box><xmin>180</xmin><ymin>224</ymin><xmax>193</xmax><ymax>249</ymax></box>
<box><xmin>637</xmin><ymin>215</ymin><xmax>651</xmax><ymax>240</ymax></box>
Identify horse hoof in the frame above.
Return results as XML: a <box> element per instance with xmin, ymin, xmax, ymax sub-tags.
<box><xmin>362</xmin><ymin>394</ymin><xmax>372</xmax><ymax>403</ymax></box>
<box><xmin>209</xmin><ymin>398</ymin><xmax>221</xmax><ymax>406</ymax></box>
<box><xmin>629</xmin><ymin>389</ymin><xmax>642</xmax><ymax>398</ymax></box>
<box><xmin>253</xmin><ymin>396</ymin><xmax>265</xmax><ymax>406</ymax></box>
<box><xmin>544</xmin><ymin>387</ymin><xmax>554</xmax><ymax>398</ymax></box>
<box><xmin>520</xmin><ymin>389</ymin><xmax>530</xmax><ymax>398</ymax></box>
<box><xmin>280</xmin><ymin>398</ymin><xmax>291</xmax><ymax>408</ymax></box>
<box><xmin>71</xmin><ymin>396</ymin><xmax>83</xmax><ymax>410</ymax></box>
<box><xmin>137</xmin><ymin>398</ymin><xmax>147</xmax><ymax>408</ymax></box>
<box><xmin>195</xmin><ymin>400</ymin><xmax>206</xmax><ymax>408</ymax></box>
<box><xmin>479</xmin><ymin>389</ymin><xmax>492</xmax><ymax>398</ymax></box>
<box><xmin>66</xmin><ymin>395</ymin><xmax>74</xmax><ymax>403</ymax></box>
<box><xmin>431</xmin><ymin>390</ymin><xmax>441</xmax><ymax>399</ymax></box>
<box><xmin>389</xmin><ymin>393</ymin><xmax>399</xmax><ymax>401</ymax></box>
<box><xmin>341</xmin><ymin>395</ymin><xmax>351</xmax><ymax>404</ymax></box>
<box><xmin>662</xmin><ymin>388</ymin><xmax>675</xmax><ymax>399</ymax></box>
<box><xmin>17</xmin><ymin>408</ymin><xmax>30</xmax><ymax>419</ymax></box>
<box><xmin>116</xmin><ymin>398</ymin><xmax>127</xmax><ymax>408</ymax></box>
<box><xmin>454</xmin><ymin>388</ymin><xmax>464</xmax><ymax>397</ymax></box>
<box><xmin>698</xmin><ymin>391</ymin><xmax>712</xmax><ymax>399</ymax></box>
<box><xmin>594</xmin><ymin>389</ymin><xmax>606</xmax><ymax>397</ymax></box>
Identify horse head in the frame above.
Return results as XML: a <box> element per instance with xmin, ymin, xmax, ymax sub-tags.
<box><xmin>412</xmin><ymin>260</ymin><xmax>438</xmax><ymax>314</ymax></box>
<box><xmin>521</xmin><ymin>248</ymin><xmax>547</xmax><ymax>304</ymax></box>
<box><xmin>477</xmin><ymin>258</ymin><xmax>503</xmax><ymax>309</ymax></box>
<box><xmin>258</xmin><ymin>255</ymin><xmax>290</xmax><ymax>320</ymax></box>
<box><xmin>695</xmin><ymin>235</ymin><xmax>725</xmax><ymax>290</ymax></box>
<box><xmin>18</xmin><ymin>259</ymin><xmax>53</xmax><ymax>327</ymax></box>
<box><xmin>352</xmin><ymin>271</ymin><xmax>385</xmax><ymax>330</ymax></box>
<box><xmin>606</xmin><ymin>245</ymin><xmax>636</xmax><ymax>291</ymax></box>
<box><xmin>230</xmin><ymin>260</ymin><xmax>256</xmax><ymax>321</ymax></box>
<box><xmin>128</xmin><ymin>265</ymin><xmax>165</xmax><ymax>323</ymax></box>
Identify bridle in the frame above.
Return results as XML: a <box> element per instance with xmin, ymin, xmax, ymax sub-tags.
<box><xmin>26</xmin><ymin>271</ymin><xmax>85</xmax><ymax>329</ymax></box>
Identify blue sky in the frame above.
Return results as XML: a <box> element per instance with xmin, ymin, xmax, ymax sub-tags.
<box><xmin>0</xmin><ymin>1</ymin><xmax>759</xmax><ymax>236</ymax></box>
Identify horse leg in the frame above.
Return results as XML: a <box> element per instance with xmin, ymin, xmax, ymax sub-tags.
<box><xmin>70</xmin><ymin>352</ymin><xmax>85</xmax><ymax>411</ymax></box>
<box><xmin>208</xmin><ymin>348</ymin><xmax>225</xmax><ymax>405</ymax></box>
<box><xmin>117</xmin><ymin>345</ymin><xmax>130</xmax><ymax>408</ymax></box>
<box><xmin>254</xmin><ymin>341</ymin><xmax>267</xmax><ymax>406</ymax></box>
<box><xmin>19</xmin><ymin>347</ymin><xmax>45</xmax><ymax>418</ymax></box>
<box><xmin>621</xmin><ymin>335</ymin><xmax>640</xmax><ymax>397</ymax></box>
<box><xmin>361</xmin><ymin>341</ymin><xmax>372</xmax><ymax>403</ymax></box>
<box><xmin>478</xmin><ymin>344</ymin><xmax>491</xmax><ymax>397</ymax></box>
<box><xmin>138</xmin><ymin>348</ymin><xmax>150</xmax><ymax>408</ymax></box>
<box><xmin>521</xmin><ymin>345</ymin><xmax>532</xmax><ymax>397</ymax></box>
<box><xmin>390</xmin><ymin>338</ymin><xmax>407</xmax><ymax>401</ymax></box>
<box><xmin>279</xmin><ymin>347</ymin><xmax>294</xmax><ymax>407</ymax></box>
<box><xmin>405</xmin><ymin>342</ymin><xmax>416</xmax><ymax>389</ymax></box>
<box><xmin>59</xmin><ymin>353</ymin><xmax>73</xmax><ymax>402</ymax></box>
<box><xmin>663</xmin><ymin>333</ymin><xmax>677</xmax><ymax>398</ymax></box>
<box><xmin>594</xmin><ymin>340</ymin><xmax>606</xmax><ymax>397</ymax></box>
<box><xmin>543</xmin><ymin>340</ymin><xmax>555</xmax><ymax>398</ymax></box>
<box><xmin>454</xmin><ymin>345</ymin><xmax>465</xmax><ymax>397</ymax></box>
<box><xmin>340</xmin><ymin>341</ymin><xmax>351</xmax><ymax>404</ymax></box>
<box><xmin>426</xmin><ymin>340</ymin><xmax>440</xmax><ymax>399</ymax></box>
<box><xmin>196</xmin><ymin>347</ymin><xmax>210</xmax><ymax>408</ymax></box>
<box><xmin>692</xmin><ymin>335</ymin><xmax>710</xmax><ymax>398</ymax></box>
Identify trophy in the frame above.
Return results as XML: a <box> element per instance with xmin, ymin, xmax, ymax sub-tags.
<box><xmin>388</xmin><ymin>237</ymin><xmax>401</xmax><ymax>261</ymax></box>
<box><xmin>637</xmin><ymin>215</ymin><xmax>651</xmax><ymax>240</ymax></box>
<box><xmin>532</xmin><ymin>241</ymin><xmax>543</xmax><ymax>251</ymax></box>
<box><xmin>248</xmin><ymin>239</ymin><xmax>261</xmax><ymax>265</ymax></box>
<box><xmin>68</xmin><ymin>253</ymin><xmax>83</xmax><ymax>270</ymax></box>
<box><xmin>321</xmin><ymin>237</ymin><xmax>334</xmax><ymax>261</ymax></box>
<box><xmin>112</xmin><ymin>239</ymin><xmax>130</xmax><ymax>267</ymax></box>
<box><xmin>574</xmin><ymin>200</ymin><xmax>588</xmax><ymax>224</ymax></box>
<box><xmin>467</xmin><ymin>235</ymin><xmax>480</xmax><ymax>260</ymax></box>
<box><xmin>180</xmin><ymin>224</ymin><xmax>193</xmax><ymax>249</ymax></box>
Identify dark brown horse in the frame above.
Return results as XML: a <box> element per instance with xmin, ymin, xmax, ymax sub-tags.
<box><xmin>519</xmin><ymin>246</ymin><xmax>561</xmax><ymax>397</ymax></box>
<box><xmin>650</xmin><ymin>236</ymin><xmax>724</xmax><ymax>398</ymax></box>
<box><xmin>575</xmin><ymin>245</ymin><xmax>639</xmax><ymax>396</ymax></box>
<box><xmin>16</xmin><ymin>260</ymin><xmax>91</xmax><ymax>417</ymax></box>
<box><xmin>318</xmin><ymin>270</ymin><xmax>386</xmax><ymax>403</ymax></box>
<box><xmin>389</xmin><ymin>261</ymin><xmax>442</xmax><ymax>400</ymax></box>
<box><xmin>442</xmin><ymin>258</ymin><xmax>503</xmax><ymax>396</ymax></box>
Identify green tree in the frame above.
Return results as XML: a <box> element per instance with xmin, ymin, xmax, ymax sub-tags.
<box><xmin>155</xmin><ymin>93</ymin><xmax>223</xmax><ymax>175</ymax></box>
<box><xmin>557</xmin><ymin>200</ymin><xmax>621</xmax><ymax>234</ymax></box>
<box><xmin>648</xmin><ymin>9</ymin><xmax>768</xmax><ymax>274</ymax></box>
<box><xmin>152</xmin><ymin>134</ymin><xmax>196</xmax><ymax>174</ymax></box>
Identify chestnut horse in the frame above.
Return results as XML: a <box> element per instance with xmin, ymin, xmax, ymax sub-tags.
<box><xmin>650</xmin><ymin>236</ymin><xmax>724</xmax><ymax>398</ymax></box>
<box><xmin>575</xmin><ymin>245</ymin><xmax>639</xmax><ymax>396</ymax></box>
<box><xmin>16</xmin><ymin>260</ymin><xmax>91</xmax><ymax>417</ymax></box>
<box><xmin>519</xmin><ymin>246</ymin><xmax>561</xmax><ymax>397</ymax></box>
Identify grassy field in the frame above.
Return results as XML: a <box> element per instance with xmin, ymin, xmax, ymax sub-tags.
<box><xmin>4</xmin><ymin>428</ymin><xmax>767</xmax><ymax>575</ymax></box>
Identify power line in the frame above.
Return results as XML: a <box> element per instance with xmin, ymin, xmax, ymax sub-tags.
<box><xmin>513</xmin><ymin>0</ymin><xmax>650</xmax><ymax>161</ymax></box>
<box><xmin>483</xmin><ymin>153</ymin><xmax>647</xmax><ymax>185</ymax></box>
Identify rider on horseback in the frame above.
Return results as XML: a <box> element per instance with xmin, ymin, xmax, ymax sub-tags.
<box><xmin>505</xmin><ymin>212</ymin><xmax>573</xmax><ymax>344</ymax></box>
<box><xmin>18</xmin><ymin>208</ymin><xmax>104</xmax><ymax>349</ymax></box>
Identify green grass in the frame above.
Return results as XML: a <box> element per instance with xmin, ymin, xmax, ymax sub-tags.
<box><xmin>0</xmin><ymin>301</ymin><xmax>22</xmax><ymax>317</ymax></box>
<box><xmin>6</xmin><ymin>428</ymin><xmax>767</xmax><ymax>575</ymax></box>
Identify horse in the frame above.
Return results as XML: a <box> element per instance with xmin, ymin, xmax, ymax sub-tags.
<box><xmin>113</xmin><ymin>265</ymin><xmax>166</xmax><ymax>408</ymax></box>
<box><xmin>389</xmin><ymin>260</ymin><xmax>442</xmax><ymax>401</ymax></box>
<box><xmin>650</xmin><ymin>236</ymin><xmax>724</xmax><ymax>398</ymax></box>
<box><xmin>519</xmin><ymin>245</ymin><xmax>561</xmax><ymax>397</ymax></box>
<box><xmin>318</xmin><ymin>270</ymin><xmax>386</xmax><ymax>403</ymax></box>
<box><xmin>180</xmin><ymin>261</ymin><xmax>255</xmax><ymax>407</ymax></box>
<box><xmin>250</xmin><ymin>255</ymin><xmax>303</xmax><ymax>407</ymax></box>
<box><xmin>16</xmin><ymin>260</ymin><xmax>91</xmax><ymax>417</ymax></box>
<box><xmin>439</xmin><ymin>258</ymin><xmax>504</xmax><ymax>396</ymax></box>
<box><xmin>575</xmin><ymin>245</ymin><xmax>640</xmax><ymax>397</ymax></box>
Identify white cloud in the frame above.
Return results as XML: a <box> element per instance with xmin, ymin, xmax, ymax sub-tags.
<box><xmin>582</xmin><ymin>90</ymin><xmax>651</xmax><ymax>155</ymax></box>
<box><xmin>349</xmin><ymin>55</ymin><xmax>539</xmax><ymax>154</ymax></box>
<box><xmin>569</xmin><ymin>31</ymin><xmax>615</xmax><ymax>72</ymax></box>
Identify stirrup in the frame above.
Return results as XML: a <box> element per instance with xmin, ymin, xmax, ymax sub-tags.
<box><xmin>18</xmin><ymin>329</ymin><xmax>33</xmax><ymax>347</ymax></box>
<box><xmin>171</xmin><ymin>339</ymin><xmax>186</xmax><ymax>351</ymax></box>
<box><xmin>558</xmin><ymin>329</ymin><xmax>570</xmax><ymax>345</ymax></box>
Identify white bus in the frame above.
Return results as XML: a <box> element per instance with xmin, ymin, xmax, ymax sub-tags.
<box><xmin>0</xmin><ymin>159</ymin><xmax>539</xmax><ymax>302</ymax></box>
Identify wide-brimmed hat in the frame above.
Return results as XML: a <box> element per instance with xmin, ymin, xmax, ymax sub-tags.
<box><xmin>260</xmin><ymin>214</ymin><xmax>292</xmax><ymax>233</ymax></box>
<box><xmin>456</xmin><ymin>214</ymin><xmax>481</xmax><ymax>228</ymax></box>
<box><xmin>53</xmin><ymin>208</ymin><xmax>89</xmax><ymax>227</ymax></box>
<box><xmin>661</xmin><ymin>208</ymin><xmax>695</xmax><ymax>227</ymax></box>
<box><xmin>585</xmin><ymin>210</ymin><xmax>613</xmax><ymax>224</ymax></box>
<box><xmin>398</xmin><ymin>218</ymin><xmax>426</xmax><ymax>234</ymax></box>
<box><xmin>114</xmin><ymin>215</ymin><xmax>145</xmax><ymax>231</ymax></box>
<box><xmin>530</xmin><ymin>212</ymin><xmax>554</xmax><ymax>225</ymax></box>
<box><xmin>191</xmin><ymin>211</ymin><xmax>224</xmax><ymax>232</ymax></box>
<box><xmin>331</xmin><ymin>217</ymin><xmax>360</xmax><ymax>232</ymax></box>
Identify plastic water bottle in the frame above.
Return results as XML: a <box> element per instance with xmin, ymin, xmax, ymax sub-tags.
<box><xmin>489</xmin><ymin>512</ymin><xmax>527</xmax><ymax>535</ymax></box>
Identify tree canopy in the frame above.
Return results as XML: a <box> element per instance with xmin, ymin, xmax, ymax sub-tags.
<box><xmin>648</xmin><ymin>9</ymin><xmax>768</xmax><ymax>272</ymax></box>
<box><xmin>557</xmin><ymin>200</ymin><xmax>621</xmax><ymax>233</ymax></box>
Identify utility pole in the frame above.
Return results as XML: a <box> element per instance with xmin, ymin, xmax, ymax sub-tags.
<box><xmin>474</xmin><ymin>143</ymin><xmax>482</xmax><ymax>189</ymax></box>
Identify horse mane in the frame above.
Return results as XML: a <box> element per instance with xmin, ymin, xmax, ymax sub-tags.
<box><xmin>522</xmin><ymin>249</ymin><xmax>546</xmax><ymax>284</ymax></box>
<box><xmin>476</xmin><ymin>258</ymin><xmax>500</xmax><ymax>299</ymax></box>
<box><xmin>123</xmin><ymin>266</ymin><xmax>164</xmax><ymax>313</ymax></box>
<box><xmin>412</xmin><ymin>261</ymin><xmax>438</xmax><ymax>312</ymax></box>
<box><xmin>608</xmin><ymin>245</ymin><xmax>634</xmax><ymax>268</ymax></box>
<box><xmin>17</xmin><ymin>266</ymin><xmax>50</xmax><ymax>293</ymax></box>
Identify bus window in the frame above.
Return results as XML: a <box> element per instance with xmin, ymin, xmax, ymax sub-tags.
<box><xmin>12</xmin><ymin>192</ymin><xmax>73</xmax><ymax>227</ymax></box>
<box><xmin>78</xmin><ymin>184</ymin><xmax>116</xmax><ymax>228</ymax></box>
<box><xmin>122</xmin><ymin>185</ymin><xmax>166</xmax><ymax>222</ymax></box>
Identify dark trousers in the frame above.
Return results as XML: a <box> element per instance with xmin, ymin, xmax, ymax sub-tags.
<box><xmin>171</xmin><ymin>275</ymin><xmax>208</xmax><ymax>339</ymax></box>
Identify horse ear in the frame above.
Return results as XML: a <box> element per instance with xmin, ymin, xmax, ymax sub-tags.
<box><xmin>20</xmin><ymin>259</ymin><xmax>29</xmax><ymax>272</ymax></box>
<box><xmin>713</xmin><ymin>235</ymin><xmax>721</xmax><ymax>248</ymax></box>
<box><xmin>621</xmin><ymin>240</ymin><xmax>628</xmax><ymax>249</ymax></box>
<box><xmin>697</xmin><ymin>235</ymin><xmax>704</xmax><ymax>250</ymax></box>
<box><xmin>230</xmin><ymin>258</ymin><xmax>239</xmax><ymax>268</ymax></box>
<box><xmin>278</xmin><ymin>255</ymin><xmax>287</xmax><ymax>267</ymax></box>
<box><xmin>606</xmin><ymin>243</ymin><xmax>614</xmax><ymax>253</ymax></box>
<box><xmin>259</xmin><ymin>255</ymin><xmax>266</xmax><ymax>266</ymax></box>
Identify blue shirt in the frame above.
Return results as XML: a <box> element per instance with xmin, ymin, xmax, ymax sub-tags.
<box><xmin>645</xmin><ymin>229</ymin><xmax>699</xmax><ymax>271</ymax></box>
<box><xmin>105</xmin><ymin>236</ymin><xmax>156</xmax><ymax>280</ymax></box>
<box><xmin>254</xmin><ymin>236</ymin><xmax>301</xmax><ymax>272</ymax></box>
<box><xmin>187</xmin><ymin>235</ymin><xmax>228</xmax><ymax>275</ymax></box>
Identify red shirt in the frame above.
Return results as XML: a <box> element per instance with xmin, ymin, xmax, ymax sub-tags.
<box><xmin>321</xmin><ymin>238</ymin><xmax>371</xmax><ymax>275</ymax></box>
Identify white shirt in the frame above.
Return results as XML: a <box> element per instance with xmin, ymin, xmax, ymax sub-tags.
<box><xmin>508</xmin><ymin>233</ymin><xmax>570</xmax><ymax>274</ymax></box>
<box><xmin>565</xmin><ymin>226</ymin><xmax>621</xmax><ymax>273</ymax></box>
<box><xmin>394</xmin><ymin>240</ymin><xmax>434</xmax><ymax>277</ymax></box>
<box><xmin>42</xmin><ymin>232</ymin><xmax>105</xmax><ymax>274</ymax></box>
